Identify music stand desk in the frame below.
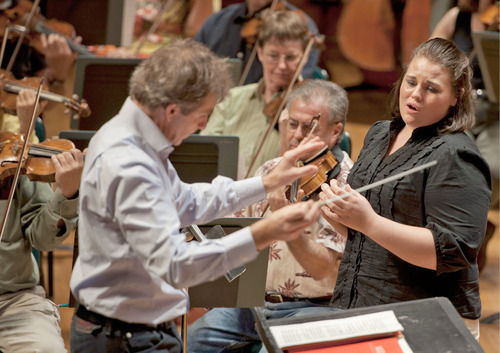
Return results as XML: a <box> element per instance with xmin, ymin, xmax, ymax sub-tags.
<box><xmin>189</xmin><ymin>217</ymin><xmax>268</xmax><ymax>308</ymax></box>
<box><xmin>255</xmin><ymin>297</ymin><xmax>484</xmax><ymax>353</ymax></box>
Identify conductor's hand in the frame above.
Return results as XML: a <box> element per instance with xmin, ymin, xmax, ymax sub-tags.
<box><xmin>250</xmin><ymin>200</ymin><xmax>320</xmax><ymax>250</ymax></box>
<box><xmin>52</xmin><ymin>149</ymin><xmax>84</xmax><ymax>199</ymax></box>
<box><xmin>262</xmin><ymin>136</ymin><xmax>325</xmax><ymax>194</ymax></box>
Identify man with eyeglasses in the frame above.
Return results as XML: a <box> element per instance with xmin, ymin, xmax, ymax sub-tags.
<box><xmin>188</xmin><ymin>79</ymin><xmax>353</xmax><ymax>353</ymax></box>
<box><xmin>200</xmin><ymin>10</ymin><xmax>312</xmax><ymax>178</ymax></box>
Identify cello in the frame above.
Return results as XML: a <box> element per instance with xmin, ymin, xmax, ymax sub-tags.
<box><xmin>336</xmin><ymin>0</ymin><xmax>432</xmax><ymax>87</ymax></box>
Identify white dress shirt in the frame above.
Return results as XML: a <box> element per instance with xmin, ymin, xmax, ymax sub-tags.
<box><xmin>70</xmin><ymin>98</ymin><xmax>267</xmax><ymax>325</ymax></box>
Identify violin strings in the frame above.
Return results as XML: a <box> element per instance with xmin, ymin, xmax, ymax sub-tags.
<box><xmin>2</xmin><ymin>80</ymin><xmax>68</xmax><ymax>104</ymax></box>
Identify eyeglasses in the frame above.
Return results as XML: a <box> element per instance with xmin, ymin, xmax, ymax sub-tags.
<box><xmin>262</xmin><ymin>51</ymin><xmax>302</xmax><ymax>65</ymax></box>
<box><xmin>286</xmin><ymin>117</ymin><xmax>321</xmax><ymax>136</ymax></box>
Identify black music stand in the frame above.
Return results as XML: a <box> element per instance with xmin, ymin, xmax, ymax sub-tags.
<box><xmin>188</xmin><ymin>217</ymin><xmax>268</xmax><ymax>308</ymax></box>
<box><xmin>255</xmin><ymin>297</ymin><xmax>484</xmax><ymax>353</ymax></box>
<box><xmin>71</xmin><ymin>57</ymin><xmax>143</xmax><ymax>131</ymax></box>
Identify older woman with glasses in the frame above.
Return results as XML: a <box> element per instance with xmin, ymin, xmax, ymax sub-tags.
<box><xmin>199</xmin><ymin>10</ymin><xmax>311</xmax><ymax>178</ymax></box>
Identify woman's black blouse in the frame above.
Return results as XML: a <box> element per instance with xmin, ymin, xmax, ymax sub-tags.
<box><xmin>331</xmin><ymin>119</ymin><xmax>491</xmax><ymax>319</ymax></box>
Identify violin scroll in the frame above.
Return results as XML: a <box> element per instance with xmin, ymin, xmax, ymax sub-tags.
<box><xmin>66</xmin><ymin>95</ymin><xmax>91</xmax><ymax>118</ymax></box>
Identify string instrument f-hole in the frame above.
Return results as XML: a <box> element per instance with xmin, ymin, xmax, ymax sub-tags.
<box><xmin>0</xmin><ymin>131</ymin><xmax>78</xmax><ymax>187</ymax></box>
<box><xmin>289</xmin><ymin>114</ymin><xmax>338</xmax><ymax>203</ymax></box>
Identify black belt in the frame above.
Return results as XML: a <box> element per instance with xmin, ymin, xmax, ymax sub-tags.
<box><xmin>75</xmin><ymin>304</ymin><xmax>170</xmax><ymax>334</ymax></box>
<box><xmin>265</xmin><ymin>293</ymin><xmax>331</xmax><ymax>304</ymax></box>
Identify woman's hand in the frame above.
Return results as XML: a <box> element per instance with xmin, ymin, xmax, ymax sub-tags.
<box><xmin>319</xmin><ymin>179</ymin><xmax>376</xmax><ymax>235</ymax></box>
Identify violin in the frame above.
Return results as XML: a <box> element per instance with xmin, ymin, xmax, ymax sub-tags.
<box><xmin>0</xmin><ymin>0</ymin><xmax>92</xmax><ymax>57</ymax></box>
<box><xmin>290</xmin><ymin>148</ymin><xmax>338</xmax><ymax>203</ymax></box>
<box><xmin>0</xmin><ymin>130</ymin><xmax>76</xmax><ymax>186</ymax></box>
<box><xmin>263</xmin><ymin>80</ymin><xmax>303</xmax><ymax>121</ymax></box>
<box><xmin>240</xmin><ymin>0</ymin><xmax>288</xmax><ymax>46</ymax></box>
<box><xmin>0</xmin><ymin>69</ymin><xmax>91</xmax><ymax>117</ymax></box>
<box><xmin>288</xmin><ymin>114</ymin><xmax>338</xmax><ymax>203</ymax></box>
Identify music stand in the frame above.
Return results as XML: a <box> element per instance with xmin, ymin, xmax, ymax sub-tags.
<box><xmin>255</xmin><ymin>297</ymin><xmax>483</xmax><ymax>353</ymax></box>
<box><xmin>188</xmin><ymin>217</ymin><xmax>268</xmax><ymax>308</ymax></box>
<box><xmin>71</xmin><ymin>56</ymin><xmax>143</xmax><ymax>130</ymax></box>
<box><xmin>472</xmin><ymin>30</ymin><xmax>500</xmax><ymax>103</ymax></box>
<box><xmin>58</xmin><ymin>132</ymin><xmax>240</xmax><ymax>182</ymax></box>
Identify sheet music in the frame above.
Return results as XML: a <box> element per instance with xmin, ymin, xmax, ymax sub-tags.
<box><xmin>269</xmin><ymin>310</ymin><xmax>405</xmax><ymax>349</ymax></box>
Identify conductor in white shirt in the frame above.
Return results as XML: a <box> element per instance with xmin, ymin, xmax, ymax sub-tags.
<box><xmin>69</xmin><ymin>38</ymin><xmax>324</xmax><ymax>353</ymax></box>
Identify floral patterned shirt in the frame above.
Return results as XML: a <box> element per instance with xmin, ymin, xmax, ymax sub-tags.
<box><xmin>236</xmin><ymin>148</ymin><xmax>353</xmax><ymax>298</ymax></box>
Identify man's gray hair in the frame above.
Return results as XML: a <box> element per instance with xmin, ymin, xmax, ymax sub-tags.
<box><xmin>129</xmin><ymin>38</ymin><xmax>232</xmax><ymax>114</ymax></box>
<box><xmin>286</xmin><ymin>79</ymin><xmax>349</xmax><ymax>135</ymax></box>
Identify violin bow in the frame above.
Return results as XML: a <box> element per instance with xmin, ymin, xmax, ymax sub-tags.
<box><xmin>0</xmin><ymin>26</ymin><xmax>10</xmax><ymax>71</ymax></box>
<box><xmin>244</xmin><ymin>33</ymin><xmax>323</xmax><ymax>178</ymax></box>
<box><xmin>289</xmin><ymin>114</ymin><xmax>321</xmax><ymax>203</ymax></box>
<box><xmin>0</xmin><ymin>24</ymin><xmax>28</xmax><ymax>78</ymax></box>
<box><xmin>0</xmin><ymin>78</ymin><xmax>43</xmax><ymax>241</ymax></box>
<box><xmin>237</xmin><ymin>0</ymin><xmax>280</xmax><ymax>86</ymax></box>
<box><xmin>5</xmin><ymin>0</ymin><xmax>40</xmax><ymax>74</ymax></box>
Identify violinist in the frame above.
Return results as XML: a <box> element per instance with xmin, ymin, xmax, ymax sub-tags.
<box><xmin>188</xmin><ymin>79</ymin><xmax>353</xmax><ymax>353</ymax></box>
<box><xmin>194</xmin><ymin>0</ymin><xmax>320</xmax><ymax>85</ymax></box>
<box><xmin>1</xmin><ymin>0</ymin><xmax>79</xmax><ymax>92</ymax></box>
<box><xmin>0</xmin><ymin>88</ymin><xmax>84</xmax><ymax>353</ymax></box>
<box><xmin>1</xmin><ymin>0</ymin><xmax>82</xmax><ymax>138</ymax></box>
<box><xmin>200</xmin><ymin>9</ymin><xmax>310</xmax><ymax>177</ymax></box>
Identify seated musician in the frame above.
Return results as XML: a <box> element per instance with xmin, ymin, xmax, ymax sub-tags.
<box><xmin>195</xmin><ymin>0</ymin><xmax>320</xmax><ymax>84</ymax></box>
<box><xmin>187</xmin><ymin>79</ymin><xmax>353</xmax><ymax>353</ymax></box>
<box><xmin>1</xmin><ymin>0</ymin><xmax>82</xmax><ymax>140</ymax></box>
<box><xmin>0</xmin><ymin>89</ymin><xmax>84</xmax><ymax>353</ymax></box>
<box><xmin>200</xmin><ymin>9</ymin><xmax>311</xmax><ymax>177</ymax></box>
<box><xmin>134</xmin><ymin>0</ymin><xmax>213</xmax><ymax>40</ymax></box>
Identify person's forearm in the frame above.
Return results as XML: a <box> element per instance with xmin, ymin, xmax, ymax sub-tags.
<box><xmin>361</xmin><ymin>214</ymin><xmax>437</xmax><ymax>270</ymax></box>
<box><xmin>287</xmin><ymin>234</ymin><xmax>341</xmax><ymax>280</ymax></box>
